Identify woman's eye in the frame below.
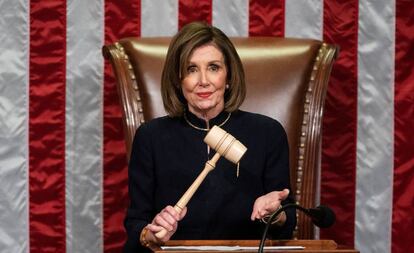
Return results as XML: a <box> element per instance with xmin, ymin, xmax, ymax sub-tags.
<box><xmin>209</xmin><ymin>64</ymin><xmax>219</xmax><ymax>71</ymax></box>
<box><xmin>187</xmin><ymin>66</ymin><xmax>197</xmax><ymax>73</ymax></box>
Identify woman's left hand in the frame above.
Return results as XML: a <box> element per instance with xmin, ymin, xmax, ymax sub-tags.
<box><xmin>250</xmin><ymin>189</ymin><xmax>289</xmax><ymax>221</ymax></box>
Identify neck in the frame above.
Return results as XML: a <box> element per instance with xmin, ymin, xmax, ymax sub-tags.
<box><xmin>184</xmin><ymin>109</ymin><xmax>232</xmax><ymax>132</ymax></box>
<box><xmin>189</xmin><ymin>106</ymin><xmax>223</xmax><ymax>121</ymax></box>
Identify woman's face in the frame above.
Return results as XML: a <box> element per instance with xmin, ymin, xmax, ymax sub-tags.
<box><xmin>181</xmin><ymin>43</ymin><xmax>227</xmax><ymax>119</ymax></box>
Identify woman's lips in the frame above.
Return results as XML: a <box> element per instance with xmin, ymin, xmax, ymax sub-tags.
<box><xmin>196</xmin><ymin>92</ymin><xmax>212</xmax><ymax>98</ymax></box>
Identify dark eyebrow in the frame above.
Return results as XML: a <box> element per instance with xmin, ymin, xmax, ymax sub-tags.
<box><xmin>208</xmin><ymin>60</ymin><xmax>224</xmax><ymax>64</ymax></box>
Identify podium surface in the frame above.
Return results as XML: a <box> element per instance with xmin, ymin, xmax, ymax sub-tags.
<box><xmin>151</xmin><ymin>240</ymin><xmax>359</xmax><ymax>253</ymax></box>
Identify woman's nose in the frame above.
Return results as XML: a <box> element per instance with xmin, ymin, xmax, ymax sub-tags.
<box><xmin>198</xmin><ymin>71</ymin><xmax>209</xmax><ymax>86</ymax></box>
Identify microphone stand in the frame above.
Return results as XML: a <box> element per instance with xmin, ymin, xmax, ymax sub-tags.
<box><xmin>258</xmin><ymin>203</ymin><xmax>335</xmax><ymax>252</ymax></box>
<box><xmin>258</xmin><ymin>203</ymin><xmax>303</xmax><ymax>253</ymax></box>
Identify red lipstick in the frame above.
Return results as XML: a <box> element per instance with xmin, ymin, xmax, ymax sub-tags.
<box><xmin>197</xmin><ymin>92</ymin><xmax>212</xmax><ymax>98</ymax></box>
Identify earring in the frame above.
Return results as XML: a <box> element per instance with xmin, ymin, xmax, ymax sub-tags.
<box><xmin>225</xmin><ymin>84</ymin><xmax>230</xmax><ymax>89</ymax></box>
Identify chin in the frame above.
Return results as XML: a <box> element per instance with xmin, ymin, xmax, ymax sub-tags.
<box><xmin>191</xmin><ymin>100</ymin><xmax>223</xmax><ymax>114</ymax></box>
<box><xmin>198</xmin><ymin>104</ymin><xmax>216</xmax><ymax>111</ymax></box>
<box><xmin>194</xmin><ymin>102</ymin><xmax>213</xmax><ymax>109</ymax></box>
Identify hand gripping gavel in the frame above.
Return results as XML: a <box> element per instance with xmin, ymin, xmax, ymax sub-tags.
<box><xmin>155</xmin><ymin>125</ymin><xmax>247</xmax><ymax>238</ymax></box>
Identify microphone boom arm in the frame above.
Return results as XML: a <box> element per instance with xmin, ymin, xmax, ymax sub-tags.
<box><xmin>258</xmin><ymin>203</ymin><xmax>335</xmax><ymax>253</ymax></box>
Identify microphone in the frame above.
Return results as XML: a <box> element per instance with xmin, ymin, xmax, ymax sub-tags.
<box><xmin>258</xmin><ymin>203</ymin><xmax>336</xmax><ymax>253</ymax></box>
<box><xmin>301</xmin><ymin>205</ymin><xmax>336</xmax><ymax>228</ymax></box>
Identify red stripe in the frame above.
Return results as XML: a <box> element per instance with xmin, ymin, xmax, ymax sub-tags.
<box><xmin>104</xmin><ymin>1</ymin><xmax>140</xmax><ymax>252</ymax></box>
<box><xmin>320</xmin><ymin>1</ymin><xmax>358</xmax><ymax>247</ymax></box>
<box><xmin>29</xmin><ymin>1</ymin><xmax>67</xmax><ymax>252</ymax></box>
<box><xmin>179</xmin><ymin>0</ymin><xmax>212</xmax><ymax>29</ymax></box>
<box><xmin>393</xmin><ymin>1</ymin><xmax>414</xmax><ymax>252</ymax></box>
<box><xmin>249</xmin><ymin>0</ymin><xmax>285</xmax><ymax>37</ymax></box>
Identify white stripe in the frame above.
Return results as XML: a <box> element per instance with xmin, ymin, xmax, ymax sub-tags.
<box><xmin>356</xmin><ymin>1</ymin><xmax>395</xmax><ymax>252</ymax></box>
<box><xmin>0</xmin><ymin>0</ymin><xmax>29</xmax><ymax>252</ymax></box>
<box><xmin>285</xmin><ymin>0</ymin><xmax>323</xmax><ymax>40</ymax></box>
<box><xmin>141</xmin><ymin>0</ymin><xmax>178</xmax><ymax>37</ymax></box>
<box><xmin>285</xmin><ymin>1</ymin><xmax>324</xmax><ymax>239</ymax></box>
<box><xmin>66</xmin><ymin>1</ymin><xmax>104</xmax><ymax>252</ymax></box>
<box><xmin>212</xmin><ymin>0</ymin><xmax>249</xmax><ymax>37</ymax></box>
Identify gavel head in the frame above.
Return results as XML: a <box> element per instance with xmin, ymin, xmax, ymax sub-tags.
<box><xmin>204</xmin><ymin>125</ymin><xmax>247</xmax><ymax>164</ymax></box>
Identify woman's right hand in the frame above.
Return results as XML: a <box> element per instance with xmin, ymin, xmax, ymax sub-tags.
<box><xmin>145</xmin><ymin>205</ymin><xmax>187</xmax><ymax>243</ymax></box>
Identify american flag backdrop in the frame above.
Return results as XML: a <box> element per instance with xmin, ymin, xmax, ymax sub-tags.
<box><xmin>0</xmin><ymin>0</ymin><xmax>413</xmax><ymax>252</ymax></box>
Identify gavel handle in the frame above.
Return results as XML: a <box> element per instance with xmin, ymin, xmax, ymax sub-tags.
<box><xmin>155</xmin><ymin>153</ymin><xmax>221</xmax><ymax>239</ymax></box>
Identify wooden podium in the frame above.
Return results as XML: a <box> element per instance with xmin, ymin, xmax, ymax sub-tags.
<box><xmin>150</xmin><ymin>240</ymin><xmax>359</xmax><ymax>253</ymax></box>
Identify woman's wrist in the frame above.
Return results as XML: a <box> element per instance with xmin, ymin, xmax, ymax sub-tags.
<box><xmin>139</xmin><ymin>227</ymin><xmax>152</xmax><ymax>248</ymax></box>
<box><xmin>261</xmin><ymin>206</ymin><xmax>287</xmax><ymax>226</ymax></box>
<box><xmin>140</xmin><ymin>226</ymin><xmax>164</xmax><ymax>248</ymax></box>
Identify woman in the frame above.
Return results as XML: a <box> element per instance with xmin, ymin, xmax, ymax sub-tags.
<box><xmin>124</xmin><ymin>22</ymin><xmax>296</xmax><ymax>252</ymax></box>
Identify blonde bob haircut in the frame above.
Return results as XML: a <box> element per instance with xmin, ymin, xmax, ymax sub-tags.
<box><xmin>161</xmin><ymin>22</ymin><xmax>246</xmax><ymax>117</ymax></box>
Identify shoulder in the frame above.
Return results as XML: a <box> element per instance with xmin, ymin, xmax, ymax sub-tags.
<box><xmin>134</xmin><ymin>115</ymin><xmax>180</xmax><ymax>139</ymax></box>
<box><xmin>233</xmin><ymin>110</ymin><xmax>285</xmax><ymax>133</ymax></box>
<box><xmin>137</xmin><ymin>115</ymin><xmax>178</xmax><ymax>131</ymax></box>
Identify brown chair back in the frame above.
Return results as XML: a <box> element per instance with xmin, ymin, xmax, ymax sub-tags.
<box><xmin>103</xmin><ymin>37</ymin><xmax>338</xmax><ymax>239</ymax></box>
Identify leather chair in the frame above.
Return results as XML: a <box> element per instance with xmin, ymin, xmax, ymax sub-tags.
<box><xmin>103</xmin><ymin>37</ymin><xmax>338</xmax><ymax>239</ymax></box>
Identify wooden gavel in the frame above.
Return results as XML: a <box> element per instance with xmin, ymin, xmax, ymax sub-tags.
<box><xmin>155</xmin><ymin>125</ymin><xmax>247</xmax><ymax>238</ymax></box>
